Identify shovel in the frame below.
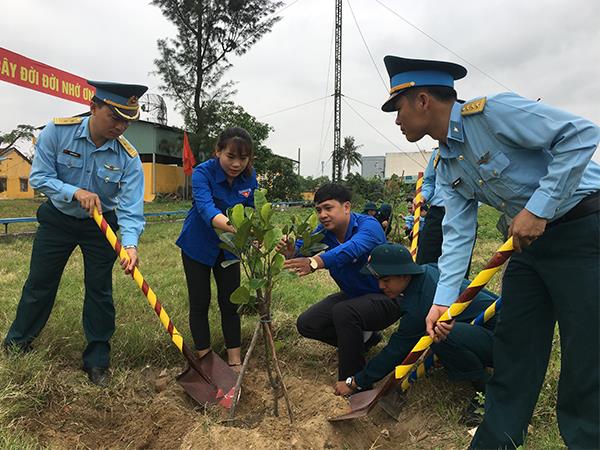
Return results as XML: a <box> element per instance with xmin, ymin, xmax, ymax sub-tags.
<box><xmin>329</xmin><ymin>238</ymin><xmax>514</xmax><ymax>421</ymax></box>
<box><xmin>92</xmin><ymin>208</ymin><xmax>238</xmax><ymax>408</ymax></box>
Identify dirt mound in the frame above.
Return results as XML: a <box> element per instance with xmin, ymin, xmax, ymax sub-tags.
<box><xmin>27</xmin><ymin>360</ymin><xmax>440</xmax><ymax>449</ymax></box>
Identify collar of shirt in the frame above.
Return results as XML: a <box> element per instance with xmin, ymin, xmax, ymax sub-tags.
<box><xmin>439</xmin><ymin>102</ymin><xmax>465</xmax><ymax>159</ymax></box>
<box><xmin>74</xmin><ymin>116</ymin><xmax>118</xmax><ymax>154</ymax></box>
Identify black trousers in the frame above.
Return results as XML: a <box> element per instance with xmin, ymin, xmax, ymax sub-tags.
<box><xmin>417</xmin><ymin>205</ymin><xmax>475</xmax><ymax>277</ymax></box>
<box><xmin>471</xmin><ymin>211</ymin><xmax>600</xmax><ymax>450</ymax></box>
<box><xmin>296</xmin><ymin>292</ymin><xmax>402</xmax><ymax>380</ymax></box>
<box><xmin>181</xmin><ymin>251</ymin><xmax>241</xmax><ymax>350</ymax></box>
<box><xmin>5</xmin><ymin>201</ymin><xmax>118</xmax><ymax>369</ymax></box>
<box><xmin>416</xmin><ymin>205</ymin><xmax>444</xmax><ymax>265</ymax></box>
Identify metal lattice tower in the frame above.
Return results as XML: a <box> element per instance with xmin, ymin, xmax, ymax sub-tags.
<box><xmin>332</xmin><ymin>0</ymin><xmax>342</xmax><ymax>181</ymax></box>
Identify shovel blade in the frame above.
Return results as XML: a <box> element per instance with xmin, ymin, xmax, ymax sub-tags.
<box><xmin>176</xmin><ymin>351</ymin><xmax>239</xmax><ymax>409</ymax></box>
<box><xmin>377</xmin><ymin>385</ymin><xmax>407</xmax><ymax>421</ymax></box>
<box><xmin>328</xmin><ymin>374</ymin><xmax>399</xmax><ymax>422</ymax></box>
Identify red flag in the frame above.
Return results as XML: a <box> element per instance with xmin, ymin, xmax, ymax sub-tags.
<box><xmin>182</xmin><ymin>131</ymin><xmax>196</xmax><ymax>176</ymax></box>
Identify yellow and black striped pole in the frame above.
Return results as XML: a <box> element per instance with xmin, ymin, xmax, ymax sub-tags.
<box><xmin>409</xmin><ymin>172</ymin><xmax>424</xmax><ymax>261</ymax></box>
<box><xmin>395</xmin><ymin>238</ymin><xmax>514</xmax><ymax>380</ymax></box>
<box><xmin>92</xmin><ymin>208</ymin><xmax>217</xmax><ymax>388</ymax></box>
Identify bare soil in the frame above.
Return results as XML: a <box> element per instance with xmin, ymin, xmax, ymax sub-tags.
<box><xmin>18</xmin><ymin>346</ymin><xmax>468</xmax><ymax>450</ymax></box>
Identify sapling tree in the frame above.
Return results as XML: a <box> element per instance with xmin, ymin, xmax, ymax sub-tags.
<box><xmin>218</xmin><ymin>189</ymin><xmax>326</xmax><ymax>421</ymax></box>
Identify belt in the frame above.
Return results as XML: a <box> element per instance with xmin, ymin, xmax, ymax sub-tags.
<box><xmin>547</xmin><ymin>191</ymin><xmax>600</xmax><ymax>229</ymax></box>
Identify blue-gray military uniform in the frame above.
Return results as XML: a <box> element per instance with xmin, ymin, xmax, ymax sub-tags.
<box><xmin>381</xmin><ymin>55</ymin><xmax>600</xmax><ymax>449</ymax></box>
<box><xmin>4</xmin><ymin>81</ymin><xmax>146</xmax><ymax>377</ymax></box>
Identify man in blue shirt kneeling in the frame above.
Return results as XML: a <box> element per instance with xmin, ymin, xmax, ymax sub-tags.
<box><xmin>283</xmin><ymin>184</ymin><xmax>393</xmax><ymax>384</ymax></box>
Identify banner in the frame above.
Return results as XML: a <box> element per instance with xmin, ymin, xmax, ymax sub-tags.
<box><xmin>0</xmin><ymin>47</ymin><xmax>95</xmax><ymax>105</ymax></box>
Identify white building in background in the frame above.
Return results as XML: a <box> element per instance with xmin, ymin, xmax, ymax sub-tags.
<box><xmin>361</xmin><ymin>150</ymin><xmax>434</xmax><ymax>183</ymax></box>
<box><xmin>361</xmin><ymin>156</ymin><xmax>385</xmax><ymax>178</ymax></box>
<box><xmin>384</xmin><ymin>150</ymin><xmax>432</xmax><ymax>183</ymax></box>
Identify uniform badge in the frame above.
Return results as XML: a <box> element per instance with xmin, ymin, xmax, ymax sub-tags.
<box><xmin>477</xmin><ymin>151</ymin><xmax>491</xmax><ymax>165</ymax></box>
<box><xmin>452</xmin><ymin>178</ymin><xmax>462</xmax><ymax>189</ymax></box>
<box><xmin>62</xmin><ymin>149</ymin><xmax>81</xmax><ymax>158</ymax></box>
<box><xmin>238</xmin><ymin>188</ymin><xmax>251</xmax><ymax>198</ymax></box>
<box><xmin>104</xmin><ymin>163</ymin><xmax>121</xmax><ymax>171</ymax></box>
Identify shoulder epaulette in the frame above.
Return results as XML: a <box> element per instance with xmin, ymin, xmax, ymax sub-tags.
<box><xmin>53</xmin><ymin>117</ymin><xmax>83</xmax><ymax>125</ymax></box>
<box><xmin>117</xmin><ymin>136</ymin><xmax>138</xmax><ymax>158</ymax></box>
<box><xmin>461</xmin><ymin>97</ymin><xmax>487</xmax><ymax>116</ymax></box>
<box><xmin>433</xmin><ymin>151</ymin><xmax>441</xmax><ymax>169</ymax></box>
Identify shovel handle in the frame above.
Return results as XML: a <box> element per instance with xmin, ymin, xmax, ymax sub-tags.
<box><xmin>92</xmin><ymin>208</ymin><xmax>213</xmax><ymax>384</ymax></box>
<box><xmin>409</xmin><ymin>172</ymin><xmax>424</xmax><ymax>261</ymax></box>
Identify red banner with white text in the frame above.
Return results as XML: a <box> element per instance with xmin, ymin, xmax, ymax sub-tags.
<box><xmin>0</xmin><ymin>47</ymin><xmax>95</xmax><ymax>105</ymax></box>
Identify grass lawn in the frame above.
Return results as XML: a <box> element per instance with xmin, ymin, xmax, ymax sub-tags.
<box><xmin>0</xmin><ymin>200</ymin><xmax>564</xmax><ymax>449</ymax></box>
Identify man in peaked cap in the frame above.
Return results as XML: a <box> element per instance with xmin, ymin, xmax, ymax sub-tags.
<box><xmin>4</xmin><ymin>80</ymin><xmax>148</xmax><ymax>387</ymax></box>
<box><xmin>381</xmin><ymin>55</ymin><xmax>600</xmax><ymax>449</ymax></box>
<box><xmin>333</xmin><ymin>243</ymin><xmax>498</xmax><ymax>426</ymax></box>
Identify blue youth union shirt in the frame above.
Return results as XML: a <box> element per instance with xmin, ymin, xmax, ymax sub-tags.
<box><xmin>176</xmin><ymin>157</ymin><xmax>258</xmax><ymax>266</ymax></box>
<box><xmin>29</xmin><ymin>117</ymin><xmax>145</xmax><ymax>246</ymax></box>
<box><xmin>314</xmin><ymin>212</ymin><xmax>386</xmax><ymax>297</ymax></box>
<box><xmin>433</xmin><ymin>92</ymin><xmax>600</xmax><ymax>306</ymax></box>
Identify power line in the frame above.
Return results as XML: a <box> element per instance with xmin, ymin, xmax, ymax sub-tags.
<box><xmin>257</xmin><ymin>95</ymin><xmax>331</xmax><ymax>119</ymax></box>
<box><xmin>375</xmin><ymin>0</ymin><xmax>513</xmax><ymax>92</ymax></box>
<box><xmin>342</xmin><ymin>97</ymin><xmax>427</xmax><ymax>169</ymax></box>
<box><xmin>346</xmin><ymin>0</ymin><xmax>388</xmax><ymax>92</ymax></box>
<box><xmin>342</xmin><ymin>94</ymin><xmax>380</xmax><ymax>110</ymax></box>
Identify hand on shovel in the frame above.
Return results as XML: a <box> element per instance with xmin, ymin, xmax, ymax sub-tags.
<box><xmin>120</xmin><ymin>247</ymin><xmax>139</xmax><ymax>275</ymax></box>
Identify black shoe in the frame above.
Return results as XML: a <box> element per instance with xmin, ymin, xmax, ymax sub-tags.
<box><xmin>84</xmin><ymin>366</ymin><xmax>110</xmax><ymax>387</ymax></box>
<box><xmin>3</xmin><ymin>341</ymin><xmax>33</xmax><ymax>355</ymax></box>
<box><xmin>364</xmin><ymin>331</ymin><xmax>383</xmax><ymax>351</ymax></box>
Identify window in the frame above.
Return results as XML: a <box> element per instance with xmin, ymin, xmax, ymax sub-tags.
<box><xmin>20</xmin><ymin>178</ymin><xmax>28</xmax><ymax>192</ymax></box>
<box><xmin>0</xmin><ymin>177</ymin><xmax>6</xmax><ymax>193</ymax></box>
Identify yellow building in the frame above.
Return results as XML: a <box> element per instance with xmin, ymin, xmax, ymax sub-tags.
<box><xmin>0</xmin><ymin>148</ymin><xmax>34</xmax><ymax>199</ymax></box>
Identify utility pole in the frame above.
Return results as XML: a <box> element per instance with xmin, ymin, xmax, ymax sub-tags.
<box><xmin>297</xmin><ymin>147</ymin><xmax>301</xmax><ymax>175</ymax></box>
<box><xmin>332</xmin><ymin>0</ymin><xmax>342</xmax><ymax>182</ymax></box>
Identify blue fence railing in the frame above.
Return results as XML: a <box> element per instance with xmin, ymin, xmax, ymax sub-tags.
<box><xmin>0</xmin><ymin>210</ymin><xmax>189</xmax><ymax>234</ymax></box>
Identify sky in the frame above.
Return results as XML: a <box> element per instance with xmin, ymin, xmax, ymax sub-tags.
<box><xmin>1</xmin><ymin>0</ymin><xmax>599</xmax><ymax>176</ymax></box>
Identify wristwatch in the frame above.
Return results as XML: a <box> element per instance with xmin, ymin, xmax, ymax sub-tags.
<box><xmin>308</xmin><ymin>257</ymin><xmax>319</xmax><ymax>272</ymax></box>
<box><xmin>345</xmin><ymin>376</ymin><xmax>362</xmax><ymax>392</ymax></box>
<box><xmin>123</xmin><ymin>245</ymin><xmax>137</xmax><ymax>250</ymax></box>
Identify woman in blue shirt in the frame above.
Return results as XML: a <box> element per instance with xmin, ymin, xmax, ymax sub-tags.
<box><xmin>176</xmin><ymin>127</ymin><xmax>258</xmax><ymax>370</ymax></box>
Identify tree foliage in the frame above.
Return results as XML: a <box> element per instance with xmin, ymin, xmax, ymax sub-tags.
<box><xmin>151</xmin><ymin>0</ymin><xmax>282</xmax><ymax>134</ymax></box>
<box><xmin>0</xmin><ymin>125</ymin><xmax>35</xmax><ymax>152</ymax></box>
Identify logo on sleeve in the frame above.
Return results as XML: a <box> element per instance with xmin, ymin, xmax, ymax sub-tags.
<box><xmin>239</xmin><ymin>188</ymin><xmax>251</xmax><ymax>198</ymax></box>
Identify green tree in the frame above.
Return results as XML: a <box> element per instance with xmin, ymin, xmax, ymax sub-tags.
<box><xmin>343</xmin><ymin>173</ymin><xmax>384</xmax><ymax>206</ymax></box>
<box><xmin>218</xmin><ymin>189</ymin><xmax>326</xmax><ymax>420</ymax></box>
<box><xmin>339</xmin><ymin>136</ymin><xmax>363</xmax><ymax>176</ymax></box>
<box><xmin>151</xmin><ymin>0</ymin><xmax>282</xmax><ymax>135</ymax></box>
<box><xmin>0</xmin><ymin>125</ymin><xmax>34</xmax><ymax>152</ymax></box>
<box><xmin>298</xmin><ymin>175</ymin><xmax>330</xmax><ymax>192</ymax></box>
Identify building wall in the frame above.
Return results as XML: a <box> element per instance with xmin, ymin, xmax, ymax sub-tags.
<box><xmin>0</xmin><ymin>149</ymin><xmax>34</xmax><ymax>199</ymax></box>
<box><xmin>384</xmin><ymin>151</ymin><xmax>432</xmax><ymax>182</ymax></box>
<box><xmin>361</xmin><ymin>156</ymin><xmax>385</xmax><ymax>179</ymax></box>
<box><xmin>124</xmin><ymin>122</ymin><xmax>157</xmax><ymax>155</ymax></box>
<box><xmin>142</xmin><ymin>162</ymin><xmax>185</xmax><ymax>202</ymax></box>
